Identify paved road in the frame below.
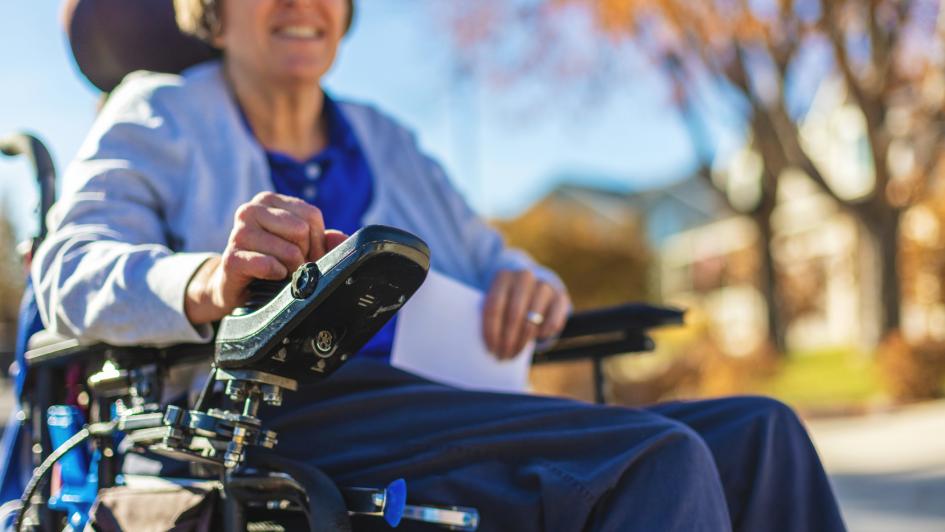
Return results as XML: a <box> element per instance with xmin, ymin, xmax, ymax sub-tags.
<box><xmin>807</xmin><ymin>401</ymin><xmax>945</xmax><ymax>532</ymax></box>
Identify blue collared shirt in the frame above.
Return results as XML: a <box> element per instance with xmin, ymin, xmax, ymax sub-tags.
<box><xmin>261</xmin><ymin>95</ymin><xmax>396</xmax><ymax>360</ymax></box>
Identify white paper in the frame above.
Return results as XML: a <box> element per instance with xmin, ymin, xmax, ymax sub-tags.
<box><xmin>391</xmin><ymin>270</ymin><xmax>534</xmax><ymax>393</ymax></box>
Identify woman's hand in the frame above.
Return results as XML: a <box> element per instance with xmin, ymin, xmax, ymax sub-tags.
<box><xmin>482</xmin><ymin>269</ymin><xmax>571</xmax><ymax>360</ymax></box>
<box><xmin>185</xmin><ymin>192</ymin><xmax>347</xmax><ymax>325</ymax></box>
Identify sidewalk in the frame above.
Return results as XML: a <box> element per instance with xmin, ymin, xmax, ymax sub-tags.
<box><xmin>807</xmin><ymin>400</ymin><xmax>945</xmax><ymax>532</ymax></box>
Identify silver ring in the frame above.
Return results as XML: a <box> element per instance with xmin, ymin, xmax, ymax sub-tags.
<box><xmin>526</xmin><ymin>311</ymin><xmax>545</xmax><ymax>326</ymax></box>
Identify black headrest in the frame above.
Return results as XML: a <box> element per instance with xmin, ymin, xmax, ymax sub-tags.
<box><xmin>63</xmin><ymin>0</ymin><xmax>219</xmax><ymax>93</ymax></box>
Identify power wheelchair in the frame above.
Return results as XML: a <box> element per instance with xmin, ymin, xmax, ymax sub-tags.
<box><xmin>0</xmin><ymin>2</ymin><xmax>685</xmax><ymax>529</ymax></box>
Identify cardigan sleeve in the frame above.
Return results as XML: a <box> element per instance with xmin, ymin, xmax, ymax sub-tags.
<box><xmin>31</xmin><ymin>74</ymin><xmax>215</xmax><ymax>346</ymax></box>
<box><xmin>346</xmin><ymin>100</ymin><xmax>566</xmax><ymax>294</ymax></box>
<box><xmin>409</xmin><ymin>137</ymin><xmax>565</xmax><ymax>292</ymax></box>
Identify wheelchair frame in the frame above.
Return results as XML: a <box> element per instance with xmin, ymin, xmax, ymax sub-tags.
<box><xmin>3</xmin><ymin>132</ymin><xmax>684</xmax><ymax>531</ymax></box>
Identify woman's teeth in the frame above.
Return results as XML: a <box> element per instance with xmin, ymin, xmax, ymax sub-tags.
<box><xmin>277</xmin><ymin>26</ymin><xmax>323</xmax><ymax>39</ymax></box>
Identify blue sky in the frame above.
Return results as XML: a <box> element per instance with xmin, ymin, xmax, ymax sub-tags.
<box><xmin>0</xmin><ymin>1</ymin><xmax>706</xmax><ymax>240</ymax></box>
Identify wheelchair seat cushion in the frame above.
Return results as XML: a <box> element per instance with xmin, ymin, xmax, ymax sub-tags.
<box><xmin>87</xmin><ymin>479</ymin><xmax>218</xmax><ymax>532</ymax></box>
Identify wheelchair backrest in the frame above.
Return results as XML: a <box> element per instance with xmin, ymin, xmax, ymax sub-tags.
<box><xmin>64</xmin><ymin>0</ymin><xmax>218</xmax><ymax>92</ymax></box>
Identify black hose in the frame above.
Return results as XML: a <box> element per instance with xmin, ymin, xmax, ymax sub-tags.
<box><xmin>14</xmin><ymin>427</ymin><xmax>91</xmax><ymax>531</ymax></box>
<box><xmin>192</xmin><ymin>365</ymin><xmax>218</xmax><ymax>413</ymax></box>
<box><xmin>14</xmin><ymin>420</ymin><xmax>116</xmax><ymax>531</ymax></box>
<box><xmin>246</xmin><ymin>448</ymin><xmax>352</xmax><ymax>532</ymax></box>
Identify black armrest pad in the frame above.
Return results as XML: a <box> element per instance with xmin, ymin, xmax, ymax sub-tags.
<box><xmin>533</xmin><ymin>303</ymin><xmax>684</xmax><ymax>364</ymax></box>
<box><xmin>25</xmin><ymin>331</ymin><xmax>107</xmax><ymax>368</ymax></box>
<box><xmin>559</xmin><ymin>303</ymin><xmax>684</xmax><ymax>339</ymax></box>
<box><xmin>25</xmin><ymin>330</ymin><xmax>211</xmax><ymax>370</ymax></box>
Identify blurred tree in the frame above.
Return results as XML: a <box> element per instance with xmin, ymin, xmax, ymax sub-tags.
<box><xmin>496</xmin><ymin>194</ymin><xmax>650</xmax><ymax>309</ymax></box>
<box><xmin>0</xmin><ymin>207</ymin><xmax>24</xmax><ymax>321</ymax></box>
<box><xmin>441</xmin><ymin>0</ymin><xmax>945</xmax><ymax>349</ymax></box>
<box><xmin>0</xmin><ymin>206</ymin><xmax>25</xmax><ymax>371</ymax></box>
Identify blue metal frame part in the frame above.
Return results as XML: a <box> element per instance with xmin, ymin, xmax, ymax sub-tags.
<box><xmin>46</xmin><ymin>406</ymin><xmax>99</xmax><ymax>531</ymax></box>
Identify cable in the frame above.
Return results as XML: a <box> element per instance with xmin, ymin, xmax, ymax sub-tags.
<box><xmin>192</xmin><ymin>365</ymin><xmax>218</xmax><ymax>413</ymax></box>
<box><xmin>14</xmin><ymin>420</ymin><xmax>116</xmax><ymax>532</ymax></box>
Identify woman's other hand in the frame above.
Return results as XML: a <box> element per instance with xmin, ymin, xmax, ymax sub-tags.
<box><xmin>482</xmin><ymin>269</ymin><xmax>571</xmax><ymax>360</ymax></box>
<box><xmin>185</xmin><ymin>192</ymin><xmax>347</xmax><ymax>324</ymax></box>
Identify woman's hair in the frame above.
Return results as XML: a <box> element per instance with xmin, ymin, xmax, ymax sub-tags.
<box><xmin>174</xmin><ymin>0</ymin><xmax>355</xmax><ymax>43</ymax></box>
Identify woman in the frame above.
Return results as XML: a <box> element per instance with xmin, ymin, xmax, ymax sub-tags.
<box><xmin>33</xmin><ymin>0</ymin><xmax>846</xmax><ymax>530</ymax></box>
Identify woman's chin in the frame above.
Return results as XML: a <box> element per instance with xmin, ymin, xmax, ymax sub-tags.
<box><xmin>267</xmin><ymin>59</ymin><xmax>333</xmax><ymax>88</ymax></box>
<box><xmin>269</xmin><ymin>67</ymin><xmax>326</xmax><ymax>88</ymax></box>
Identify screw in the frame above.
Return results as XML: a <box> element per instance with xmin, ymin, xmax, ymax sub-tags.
<box><xmin>225</xmin><ymin>381</ymin><xmax>247</xmax><ymax>401</ymax></box>
<box><xmin>262</xmin><ymin>385</ymin><xmax>283</xmax><ymax>406</ymax></box>
<box><xmin>372</xmin><ymin>493</ymin><xmax>386</xmax><ymax>508</ymax></box>
<box><xmin>267</xmin><ymin>500</ymin><xmax>292</xmax><ymax>510</ymax></box>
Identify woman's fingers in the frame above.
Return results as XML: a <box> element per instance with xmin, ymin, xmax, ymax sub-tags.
<box><xmin>324</xmin><ymin>229</ymin><xmax>348</xmax><ymax>251</ymax></box>
<box><xmin>539</xmin><ymin>290</ymin><xmax>571</xmax><ymax>341</ymax></box>
<box><xmin>483</xmin><ymin>269</ymin><xmax>572</xmax><ymax>359</ymax></box>
<box><xmin>229</xmin><ymin>225</ymin><xmax>306</xmax><ymax>272</ymax></box>
<box><xmin>499</xmin><ymin>272</ymin><xmax>536</xmax><ymax>358</ymax></box>
<box><xmin>231</xmin><ymin>192</ymin><xmax>342</xmax><ymax>274</ymax></box>
<box><xmin>499</xmin><ymin>271</ymin><xmax>536</xmax><ymax>359</ymax></box>
<box><xmin>255</xmin><ymin>192</ymin><xmax>327</xmax><ymax>261</ymax></box>
<box><xmin>526</xmin><ymin>282</ymin><xmax>556</xmax><ymax>339</ymax></box>
<box><xmin>509</xmin><ymin>281</ymin><xmax>555</xmax><ymax>357</ymax></box>
<box><xmin>483</xmin><ymin>270</ymin><xmax>512</xmax><ymax>356</ymax></box>
<box><xmin>193</xmin><ymin>194</ymin><xmax>341</xmax><ymax>324</ymax></box>
<box><xmin>222</xmin><ymin>249</ymin><xmax>289</xmax><ymax>285</ymax></box>
<box><xmin>242</xmin><ymin>203</ymin><xmax>312</xmax><ymax>258</ymax></box>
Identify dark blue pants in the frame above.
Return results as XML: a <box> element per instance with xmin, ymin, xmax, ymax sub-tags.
<box><xmin>266</xmin><ymin>359</ymin><xmax>846</xmax><ymax>532</ymax></box>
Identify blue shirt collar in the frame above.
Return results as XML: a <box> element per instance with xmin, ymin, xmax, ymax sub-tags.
<box><xmin>322</xmin><ymin>92</ymin><xmax>359</xmax><ymax>154</ymax></box>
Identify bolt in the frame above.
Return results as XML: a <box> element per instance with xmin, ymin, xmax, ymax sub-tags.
<box><xmin>224</xmin><ymin>438</ymin><xmax>246</xmax><ymax>469</ymax></box>
<box><xmin>262</xmin><ymin>430</ymin><xmax>278</xmax><ymax>447</ymax></box>
<box><xmin>372</xmin><ymin>493</ymin><xmax>386</xmax><ymax>508</ymax></box>
<box><xmin>262</xmin><ymin>385</ymin><xmax>283</xmax><ymax>406</ymax></box>
<box><xmin>267</xmin><ymin>500</ymin><xmax>292</xmax><ymax>510</ymax></box>
<box><xmin>225</xmin><ymin>381</ymin><xmax>247</xmax><ymax>401</ymax></box>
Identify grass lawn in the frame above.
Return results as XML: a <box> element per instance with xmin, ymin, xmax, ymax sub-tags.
<box><xmin>752</xmin><ymin>347</ymin><xmax>886</xmax><ymax>413</ymax></box>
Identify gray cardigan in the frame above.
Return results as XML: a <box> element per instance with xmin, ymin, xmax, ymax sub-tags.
<box><xmin>32</xmin><ymin>61</ymin><xmax>559</xmax><ymax>346</ymax></box>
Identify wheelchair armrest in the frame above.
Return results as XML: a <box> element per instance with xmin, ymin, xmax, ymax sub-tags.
<box><xmin>533</xmin><ymin>303</ymin><xmax>684</xmax><ymax>364</ymax></box>
<box><xmin>25</xmin><ymin>330</ymin><xmax>109</xmax><ymax>369</ymax></box>
<box><xmin>25</xmin><ymin>330</ymin><xmax>211</xmax><ymax>371</ymax></box>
